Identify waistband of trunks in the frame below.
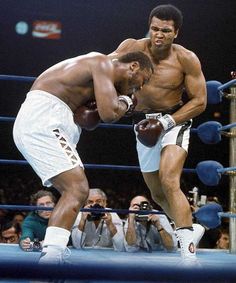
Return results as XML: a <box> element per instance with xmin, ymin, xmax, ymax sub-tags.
<box><xmin>132</xmin><ymin>102</ymin><xmax>183</xmax><ymax>125</ymax></box>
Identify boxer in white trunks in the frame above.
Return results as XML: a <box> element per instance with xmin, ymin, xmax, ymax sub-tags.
<box><xmin>13</xmin><ymin>51</ymin><xmax>153</xmax><ymax>263</ymax></box>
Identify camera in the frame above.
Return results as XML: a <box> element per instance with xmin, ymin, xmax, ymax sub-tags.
<box><xmin>187</xmin><ymin>189</ymin><xmax>198</xmax><ymax>206</ymax></box>
<box><xmin>135</xmin><ymin>201</ymin><xmax>152</xmax><ymax>222</ymax></box>
<box><xmin>28</xmin><ymin>238</ymin><xmax>42</xmax><ymax>252</ymax></box>
<box><xmin>87</xmin><ymin>203</ymin><xmax>105</xmax><ymax>221</ymax></box>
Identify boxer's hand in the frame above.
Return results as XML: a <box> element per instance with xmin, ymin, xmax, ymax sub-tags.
<box><xmin>74</xmin><ymin>101</ymin><xmax>101</xmax><ymax>131</ymax></box>
<box><xmin>135</xmin><ymin>114</ymin><xmax>176</xmax><ymax>147</ymax></box>
<box><xmin>135</xmin><ymin>119</ymin><xmax>163</xmax><ymax>147</ymax></box>
<box><xmin>118</xmin><ymin>95</ymin><xmax>137</xmax><ymax>116</ymax></box>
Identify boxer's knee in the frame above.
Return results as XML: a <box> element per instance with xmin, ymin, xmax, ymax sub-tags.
<box><xmin>159</xmin><ymin>170</ymin><xmax>180</xmax><ymax>197</ymax></box>
<box><xmin>67</xmin><ymin>179</ymin><xmax>89</xmax><ymax>204</ymax></box>
<box><xmin>150</xmin><ymin>190</ymin><xmax>166</xmax><ymax>207</ymax></box>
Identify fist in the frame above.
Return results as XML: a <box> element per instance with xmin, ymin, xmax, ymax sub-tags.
<box><xmin>135</xmin><ymin>119</ymin><xmax>163</xmax><ymax>147</ymax></box>
<box><xmin>125</xmin><ymin>94</ymin><xmax>137</xmax><ymax>117</ymax></box>
<box><xmin>74</xmin><ymin>101</ymin><xmax>101</xmax><ymax>131</ymax></box>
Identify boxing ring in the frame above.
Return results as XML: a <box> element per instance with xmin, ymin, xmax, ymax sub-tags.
<box><xmin>1</xmin><ymin>244</ymin><xmax>236</xmax><ymax>283</ymax></box>
<box><xmin>0</xmin><ymin>74</ymin><xmax>236</xmax><ymax>282</ymax></box>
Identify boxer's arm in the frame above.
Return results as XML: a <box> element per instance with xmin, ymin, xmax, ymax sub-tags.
<box><xmin>91</xmin><ymin>55</ymin><xmax>130</xmax><ymax>123</ymax></box>
<box><xmin>109</xmin><ymin>38</ymin><xmax>143</xmax><ymax>58</ymax></box>
<box><xmin>172</xmin><ymin>51</ymin><xmax>207</xmax><ymax>124</ymax></box>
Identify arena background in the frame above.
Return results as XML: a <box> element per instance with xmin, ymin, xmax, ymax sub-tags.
<box><xmin>0</xmin><ymin>0</ymin><xmax>235</xmax><ymax>211</ymax></box>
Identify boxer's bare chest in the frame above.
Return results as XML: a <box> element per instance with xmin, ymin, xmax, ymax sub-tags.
<box><xmin>136</xmin><ymin>47</ymin><xmax>185</xmax><ymax>110</ymax></box>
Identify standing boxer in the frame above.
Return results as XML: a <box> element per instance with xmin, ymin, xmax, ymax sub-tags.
<box><xmin>110</xmin><ymin>4</ymin><xmax>207</xmax><ymax>263</ymax></box>
<box><xmin>13</xmin><ymin>51</ymin><xmax>153</xmax><ymax>263</ymax></box>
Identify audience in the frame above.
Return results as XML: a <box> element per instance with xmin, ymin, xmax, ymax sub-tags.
<box><xmin>12</xmin><ymin>211</ymin><xmax>26</xmax><ymax>226</ymax></box>
<box><xmin>215</xmin><ymin>228</ymin><xmax>229</xmax><ymax>249</ymax></box>
<box><xmin>72</xmin><ymin>188</ymin><xmax>124</xmax><ymax>251</ymax></box>
<box><xmin>0</xmin><ymin>221</ymin><xmax>21</xmax><ymax>244</ymax></box>
<box><xmin>19</xmin><ymin>190</ymin><xmax>56</xmax><ymax>251</ymax></box>
<box><xmin>124</xmin><ymin>195</ymin><xmax>177</xmax><ymax>252</ymax></box>
<box><xmin>0</xmin><ymin>173</ymin><xmax>230</xmax><ymax>251</ymax></box>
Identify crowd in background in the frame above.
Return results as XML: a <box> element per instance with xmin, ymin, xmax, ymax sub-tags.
<box><xmin>0</xmin><ymin>169</ymin><xmax>230</xmax><ymax>250</ymax></box>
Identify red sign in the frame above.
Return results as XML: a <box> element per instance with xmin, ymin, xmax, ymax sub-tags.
<box><xmin>32</xmin><ymin>21</ymin><xmax>62</xmax><ymax>39</ymax></box>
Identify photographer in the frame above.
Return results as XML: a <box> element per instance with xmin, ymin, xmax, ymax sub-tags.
<box><xmin>71</xmin><ymin>188</ymin><xmax>124</xmax><ymax>251</ymax></box>
<box><xmin>19</xmin><ymin>190</ymin><xmax>56</xmax><ymax>252</ymax></box>
<box><xmin>124</xmin><ymin>196</ymin><xmax>177</xmax><ymax>252</ymax></box>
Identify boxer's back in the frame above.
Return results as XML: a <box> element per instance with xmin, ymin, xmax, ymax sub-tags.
<box><xmin>31</xmin><ymin>52</ymin><xmax>107</xmax><ymax>111</ymax></box>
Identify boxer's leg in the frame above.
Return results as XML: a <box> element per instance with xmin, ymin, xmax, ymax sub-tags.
<box><xmin>159</xmin><ymin>145</ymin><xmax>196</xmax><ymax>262</ymax></box>
<box><xmin>40</xmin><ymin>166</ymin><xmax>89</xmax><ymax>264</ymax></box>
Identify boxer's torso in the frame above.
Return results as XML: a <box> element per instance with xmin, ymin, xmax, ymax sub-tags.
<box><xmin>30</xmin><ymin>52</ymin><xmax>105</xmax><ymax>112</ymax></box>
<box><xmin>113</xmin><ymin>38</ymin><xmax>189</xmax><ymax>112</ymax></box>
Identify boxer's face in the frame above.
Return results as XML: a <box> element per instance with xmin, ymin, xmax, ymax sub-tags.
<box><xmin>119</xmin><ymin>67</ymin><xmax>152</xmax><ymax>96</ymax></box>
<box><xmin>149</xmin><ymin>17</ymin><xmax>178</xmax><ymax>50</ymax></box>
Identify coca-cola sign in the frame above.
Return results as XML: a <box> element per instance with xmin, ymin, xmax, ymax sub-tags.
<box><xmin>32</xmin><ymin>21</ymin><xmax>62</xmax><ymax>39</ymax></box>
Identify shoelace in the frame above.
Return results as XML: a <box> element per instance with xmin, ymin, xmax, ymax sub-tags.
<box><xmin>175</xmin><ymin>232</ymin><xmax>187</xmax><ymax>257</ymax></box>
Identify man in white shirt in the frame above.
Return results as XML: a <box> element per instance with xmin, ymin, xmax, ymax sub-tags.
<box><xmin>124</xmin><ymin>195</ymin><xmax>177</xmax><ymax>252</ymax></box>
<box><xmin>71</xmin><ymin>188</ymin><xmax>124</xmax><ymax>251</ymax></box>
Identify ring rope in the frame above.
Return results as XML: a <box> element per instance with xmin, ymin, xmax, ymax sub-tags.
<box><xmin>1</xmin><ymin>204</ymin><xmax>236</xmax><ymax>224</ymax></box>
<box><xmin>220</xmin><ymin>122</ymin><xmax>236</xmax><ymax>131</ymax></box>
<box><xmin>1</xmin><ymin>116</ymin><xmax>236</xmax><ymax>134</ymax></box>
<box><xmin>1</xmin><ymin>158</ymin><xmax>235</xmax><ymax>175</ymax></box>
<box><xmin>0</xmin><ymin>158</ymin><xmax>198</xmax><ymax>173</ymax></box>
<box><xmin>0</xmin><ymin>74</ymin><xmax>36</xmax><ymax>82</ymax></box>
<box><xmin>0</xmin><ymin>204</ymin><xmax>164</xmax><ymax>215</ymax></box>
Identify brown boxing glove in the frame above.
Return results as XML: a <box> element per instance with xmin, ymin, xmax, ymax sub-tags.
<box><xmin>74</xmin><ymin>101</ymin><xmax>101</xmax><ymax>131</ymax></box>
<box><xmin>135</xmin><ymin>119</ymin><xmax>163</xmax><ymax>147</ymax></box>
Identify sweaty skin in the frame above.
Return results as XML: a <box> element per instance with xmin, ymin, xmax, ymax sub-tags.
<box><xmin>31</xmin><ymin>52</ymin><xmax>151</xmax><ymax>123</ymax></box>
<box><xmin>110</xmin><ymin>17</ymin><xmax>207</xmax><ymax>228</ymax></box>
<box><xmin>28</xmin><ymin>52</ymin><xmax>152</xmax><ymax>230</ymax></box>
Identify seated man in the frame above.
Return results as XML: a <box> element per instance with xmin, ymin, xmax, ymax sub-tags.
<box><xmin>124</xmin><ymin>195</ymin><xmax>177</xmax><ymax>252</ymax></box>
<box><xmin>215</xmin><ymin>228</ymin><xmax>229</xmax><ymax>249</ymax></box>
<box><xmin>19</xmin><ymin>190</ymin><xmax>56</xmax><ymax>251</ymax></box>
<box><xmin>1</xmin><ymin>221</ymin><xmax>21</xmax><ymax>244</ymax></box>
<box><xmin>71</xmin><ymin>188</ymin><xmax>124</xmax><ymax>251</ymax></box>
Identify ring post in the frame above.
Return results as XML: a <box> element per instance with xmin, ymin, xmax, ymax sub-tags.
<box><xmin>229</xmin><ymin>72</ymin><xmax>236</xmax><ymax>253</ymax></box>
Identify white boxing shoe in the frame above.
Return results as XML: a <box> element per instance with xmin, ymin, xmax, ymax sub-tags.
<box><xmin>39</xmin><ymin>245</ymin><xmax>71</xmax><ymax>265</ymax></box>
<box><xmin>192</xmin><ymin>223</ymin><xmax>205</xmax><ymax>247</ymax></box>
<box><xmin>175</xmin><ymin>227</ymin><xmax>199</xmax><ymax>265</ymax></box>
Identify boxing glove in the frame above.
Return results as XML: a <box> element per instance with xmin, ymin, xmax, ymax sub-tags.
<box><xmin>135</xmin><ymin>119</ymin><xmax>163</xmax><ymax>147</ymax></box>
<box><xmin>135</xmin><ymin>114</ymin><xmax>176</xmax><ymax>147</ymax></box>
<box><xmin>74</xmin><ymin>101</ymin><xmax>101</xmax><ymax>131</ymax></box>
<box><xmin>118</xmin><ymin>94</ymin><xmax>137</xmax><ymax>116</ymax></box>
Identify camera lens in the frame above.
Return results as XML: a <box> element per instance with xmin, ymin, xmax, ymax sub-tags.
<box><xmin>135</xmin><ymin>201</ymin><xmax>152</xmax><ymax>222</ymax></box>
<box><xmin>87</xmin><ymin>204</ymin><xmax>105</xmax><ymax>221</ymax></box>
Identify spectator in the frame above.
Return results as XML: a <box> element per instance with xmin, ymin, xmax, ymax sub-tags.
<box><xmin>12</xmin><ymin>211</ymin><xmax>26</xmax><ymax>226</ymax></box>
<box><xmin>72</xmin><ymin>188</ymin><xmax>124</xmax><ymax>251</ymax></box>
<box><xmin>0</xmin><ymin>209</ymin><xmax>9</xmax><ymax>231</ymax></box>
<box><xmin>19</xmin><ymin>190</ymin><xmax>56</xmax><ymax>251</ymax></box>
<box><xmin>1</xmin><ymin>221</ymin><xmax>21</xmax><ymax>244</ymax></box>
<box><xmin>124</xmin><ymin>195</ymin><xmax>177</xmax><ymax>252</ymax></box>
<box><xmin>215</xmin><ymin>228</ymin><xmax>229</xmax><ymax>249</ymax></box>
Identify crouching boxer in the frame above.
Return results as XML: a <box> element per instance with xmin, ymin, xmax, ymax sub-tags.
<box><xmin>13</xmin><ymin>51</ymin><xmax>153</xmax><ymax>264</ymax></box>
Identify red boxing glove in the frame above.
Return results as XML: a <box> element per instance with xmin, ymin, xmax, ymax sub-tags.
<box><xmin>74</xmin><ymin>101</ymin><xmax>101</xmax><ymax>131</ymax></box>
<box><xmin>135</xmin><ymin>119</ymin><xmax>163</xmax><ymax>147</ymax></box>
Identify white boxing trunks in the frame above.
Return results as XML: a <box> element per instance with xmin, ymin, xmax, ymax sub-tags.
<box><xmin>13</xmin><ymin>90</ymin><xmax>83</xmax><ymax>187</ymax></box>
<box><xmin>135</xmin><ymin>120</ymin><xmax>192</xmax><ymax>172</ymax></box>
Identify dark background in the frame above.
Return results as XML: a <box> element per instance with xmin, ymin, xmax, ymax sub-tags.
<box><xmin>0</xmin><ymin>0</ymin><xmax>235</xmax><ymax>209</ymax></box>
